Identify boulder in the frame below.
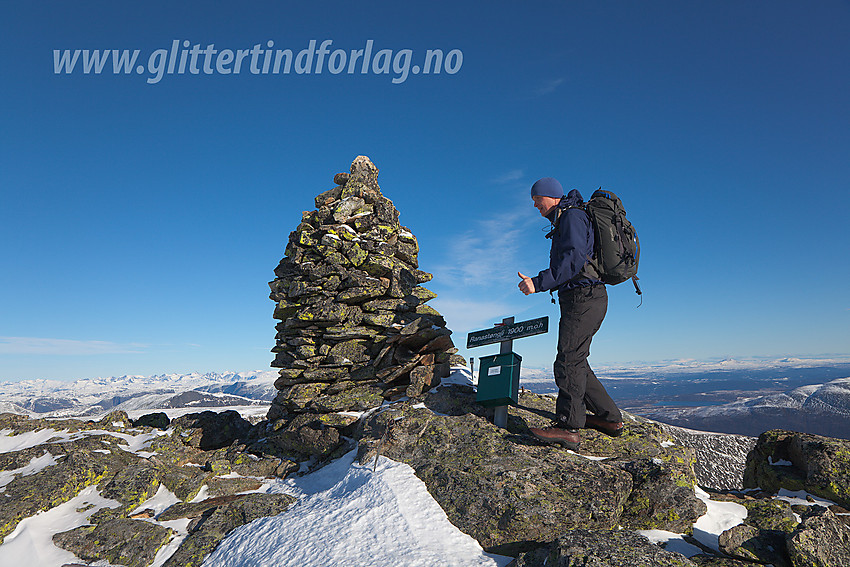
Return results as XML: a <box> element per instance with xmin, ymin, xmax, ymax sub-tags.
<box><xmin>0</xmin><ymin>448</ymin><xmax>121</xmax><ymax>539</ymax></box>
<box><xmin>133</xmin><ymin>412</ymin><xmax>170</xmax><ymax>429</ymax></box>
<box><xmin>356</xmin><ymin>386</ymin><xmax>706</xmax><ymax>556</ymax></box>
<box><xmin>743</xmin><ymin>429</ymin><xmax>850</xmax><ymax>509</ymax></box>
<box><xmin>718</xmin><ymin>523</ymin><xmax>791</xmax><ymax>566</ymax></box>
<box><xmin>53</xmin><ymin>518</ymin><xmax>172</xmax><ymax>567</ymax></box>
<box><xmin>161</xmin><ymin>493</ymin><xmax>295</xmax><ymax>567</ymax></box>
<box><xmin>618</xmin><ymin>457</ymin><xmax>707</xmax><ymax>533</ymax></box>
<box><xmin>265</xmin><ymin>413</ymin><xmax>346</xmax><ymax>459</ymax></box>
<box><xmin>509</xmin><ymin>529</ymin><xmax>695</xmax><ymax>567</ymax></box>
<box><xmin>786</xmin><ymin>505</ymin><xmax>850</xmax><ymax>567</ymax></box>
<box><xmin>171</xmin><ymin>410</ymin><xmax>252</xmax><ymax>450</ymax></box>
<box><xmin>101</xmin><ymin>463</ymin><xmax>163</xmax><ymax>511</ymax></box>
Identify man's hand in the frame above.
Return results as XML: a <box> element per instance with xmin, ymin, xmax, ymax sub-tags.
<box><xmin>517</xmin><ymin>272</ymin><xmax>535</xmax><ymax>295</ymax></box>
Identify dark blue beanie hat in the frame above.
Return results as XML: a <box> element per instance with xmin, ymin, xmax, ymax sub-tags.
<box><xmin>530</xmin><ymin>177</ymin><xmax>564</xmax><ymax>199</ymax></box>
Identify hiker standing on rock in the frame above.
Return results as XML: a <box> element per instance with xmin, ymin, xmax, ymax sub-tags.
<box><xmin>517</xmin><ymin>177</ymin><xmax>624</xmax><ymax>450</ymax></box>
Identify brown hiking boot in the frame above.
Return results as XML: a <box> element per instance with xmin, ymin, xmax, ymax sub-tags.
<box><xmin>529</xmin><ymin>426</ymin><xmax>580</xmax><ymax>450</ymax></box>
<box><xmin>584</xmin><ymin>414</ymin><xmax>624</xmax><ymax>437</ymax></box>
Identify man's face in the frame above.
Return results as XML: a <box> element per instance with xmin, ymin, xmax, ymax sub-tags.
<box><xmin>532</xmin><ymin>195</ymin><xmax>560</xmax><ymax>217</ymax></box>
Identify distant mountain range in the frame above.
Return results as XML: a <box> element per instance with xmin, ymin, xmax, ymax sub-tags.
<box><xmin>0</xmin><ymin>371</ymin><xmax>277</xmax><ymax>418</ymax></box>
<box><xmin>3</xmin><ymin>358</ymin><xmax>849</xmax><ymax>440</ymax></box>
<box><xmin>638</xmin><ymin>377</ymin><xmax>850</xmax><ymax>439</ymax></box>
<box><xmin>6</xmin><ymin>363</ymin><xmax>846</xmax><ymax>491</ymax></box>
<box><xmin>517</xmin><ymin>357</ymin><xmax>850</xmax><ymax>440</ymax></box>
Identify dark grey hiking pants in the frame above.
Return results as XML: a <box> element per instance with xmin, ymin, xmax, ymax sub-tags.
<box><xmin>554</xmin><ymin>284</ymin><xmax>622</xmax><ymax>429</ymax></box>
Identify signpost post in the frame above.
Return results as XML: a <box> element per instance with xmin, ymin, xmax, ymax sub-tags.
<box><xmin>467</xmin><ymin>316</ymin><xmax>548</xmax><ymax>428</ymax></box>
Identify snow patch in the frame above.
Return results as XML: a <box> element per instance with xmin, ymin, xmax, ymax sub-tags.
<box><xmin>638</xmin><ymin>529</ymin><xmax>704</xmax><ymax>558</ymax></box>
<box><xmin>691</xmin><ymin>486</ymin><xmax>748</xmax><ymax>552</ymax></box>
<box><xmin>190</xmin><ymin>485</ymin><xmax>210</xmax><ymax>503</ymax></box>
<box><xmin>130</xmin><ymin>484</ymin><xmax>182</xmax><ymax>518</ymax></box>
<box><xmin>0</xmin><ymin>485</ymin><xmax>121</xmax><ymax>567</ymax></box>
<box><xmin>0</xmin><ymin>429</ymin><xmax>74</xmax><ymax>454</ymax></box>
<box><xmin>0</xmin><ymin>452</ymin><xmax>62</xmax><ymax>489</ymax></box>
<box><xmin>200</xmin><ymin>450</ymin><xmax>511</xmax><ymax>567</ymax></box>
<box><xmin>567</xmin><ymin>450</ymin><xmax>610</xmax><ymax>461</ymax></box>
<box><xmin>775</xmin><ymin>489</ymin><xmax>837</xmax><ymax>508</ymax></box>
<box><xmin>149</xmin><ymin>518</ymin><xmax>192</xmax><ymax>567</ymax></box>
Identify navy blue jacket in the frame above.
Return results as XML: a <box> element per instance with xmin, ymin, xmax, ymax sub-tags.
<box><xmin>530</xmin><ymin>189</ymin><xmax>601</xmax><ymax>294</ymax></box>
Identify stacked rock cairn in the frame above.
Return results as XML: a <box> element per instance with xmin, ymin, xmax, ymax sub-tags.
<box><xmin>267</xmin><ymin>156</ymin><xmax>466</xmax><ymax>424</ymax></box>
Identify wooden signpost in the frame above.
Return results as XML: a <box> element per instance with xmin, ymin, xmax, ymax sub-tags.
<box><xmin>466</xmin><ymin>316</ymin><xmax>548</xmax><ymax>428</ymax></box>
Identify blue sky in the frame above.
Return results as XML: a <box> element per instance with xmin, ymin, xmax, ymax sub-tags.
<box><xmin>1</xmin><ymin>1</ymin><xmax>849</xmax><ymax>381</ymax></box>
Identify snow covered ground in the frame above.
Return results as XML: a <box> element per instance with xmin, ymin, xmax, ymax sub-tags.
<box><xmin>204</xmin><ymin>450</ymin><xmax>511</xmax><ymax>567</ymax></box>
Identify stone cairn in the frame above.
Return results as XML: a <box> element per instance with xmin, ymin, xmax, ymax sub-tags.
<box><xmin>267</xmin><ymin>156</ymin><xmax>465</xmax><ymax>424</ymax></box>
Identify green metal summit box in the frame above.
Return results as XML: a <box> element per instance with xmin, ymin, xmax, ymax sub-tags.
<box><xmin>476</xmin><ymin>352</ymin><xmax>522</xmax><ymax>407</ymax></box>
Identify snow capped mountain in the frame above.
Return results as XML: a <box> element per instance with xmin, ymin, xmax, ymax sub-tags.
<box><xmin>594</xmin><ymin>356</ymin><xmax>850</xmax><ymax>377</ymax></box>
<box><xmin>4</xmin><ymin>357</ymin><xmax>850</xmax><ymax>437</ymax></box>
<box><xmin>0</xmin><ymin>371</ymin><xmax>278</xmax><ymax>418</ymax></box>
<box><xmin>642</xmin><ymin>376</ymin><xmax>850</xmax><ymax>438</ymax></box>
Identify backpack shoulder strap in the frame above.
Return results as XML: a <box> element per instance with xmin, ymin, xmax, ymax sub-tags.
<box><xmin>545</xmin><ymin>197</ymin><xmax>587</xmax><ymax>239</ymax></box>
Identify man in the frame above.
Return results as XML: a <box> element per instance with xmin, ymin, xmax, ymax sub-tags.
<box><xmin>517</xmin><ymin>177</ymin><xmax>623</xmax><ymax>450</ymax></box>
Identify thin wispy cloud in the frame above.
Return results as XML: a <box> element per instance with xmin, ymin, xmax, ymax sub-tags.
<box><xmin>491</xmin><ymin>169</ymin><xmax>524</xmax><ymax>184</ymax></box>
<box><xmin>535</xmin><ymin>77</ymin><xmax>566</xmax><ymax>96</ymax></box>
<box><xmin>437</xmin><ymin>210</ymin><xmax>530</xmax><ymax>288</ymax></box>
<box><xmin>431</xmin><ymin>297</ymin><xmax>521</xmax><ymax>335</ymax></box>
<box><xmin>0</xmin><ymin>336</ymin><xmax>148</xmax><ymax>356</ymax></box>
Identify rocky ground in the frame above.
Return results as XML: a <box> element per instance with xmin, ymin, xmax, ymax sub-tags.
<box><xmin>1</xmin><ymin>384</ymin><xmax>849</xmax><ymax>566</ymax></box>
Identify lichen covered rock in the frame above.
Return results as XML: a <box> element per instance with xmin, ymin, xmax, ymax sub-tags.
<box><xmin>356</xmin><ymin>386</ymin><xmax>705</xmax><ymax>556</ymax></box>
<box><xmin>786</xmin><ymin>505</ymin><xmax>850</xmax><ymax>567</ymax></box>
<box><xmin>510</xmin><ymin>529</ymin><xmax>696</xmax><ymax>567</ymax></box>
<box><xmin>53</xmin><ymin>518</ymin><xmax>172</xmax><ymax>567</ymax></box>
<box><xmin>161</xmin><ymin>493</ymin><xmax>296</xmax><ymax>567</ymax></box>
<box><xmin>743</xmin><ymin>429</ymin><xmax>850</xmax><ymax>509</ymax></box>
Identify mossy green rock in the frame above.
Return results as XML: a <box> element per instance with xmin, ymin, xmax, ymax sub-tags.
<box><xmin>358</xmin><ymin>387</ymin><xmax>708</xmax><ymax>555</ymax></box>
<box><xmin>618</xmin><ymin>456</ymin><xmax>707</xmax><ymax>533</ymax></box>
<box><xmin>786</xmin><ymin>505</ymin><xmax>850</xmax><ymax>567</ymax></box>
<box><xmin>266</xmin><ymin>413</ymin><xmax>344</xmax><ymax>458</ymax></box>
<box><xmin>323</xmin><ymin>325</ymin><xmax>379</xmax><ymax>340</ymax></box>
<box><xmin>279</xmin><ymin>383</ymin><xmax>328</xmax><ymax>412</ymax></box>
<box><xmin>510</xmin><ymin>529</ymin><xmax>695</xmax><ymax>567</ymax></box>
<box><xmin>311</xmin><ymin>383</ymin><xmax>385</xmax><ymax>413</ymax></box>
<box><xmin>0</xmin><ymin>448</ymin><xmax>119</xmax><ymax>539</ymax></box>
<box><xmin>162</xmin><ymin>493</ymin><xmax>296</xmax><ymax>567</ymax></box>
<box><xmin>740</xmin><ymin>497</ymin><xmax>799</xmax><ymax>532</ymax></box>
<box><xmin>53</xmin><ymin>518</ymin><xmax>172</xmax><ymax>567</ymax></box>
<box><xmin>289</xmin><ymin>301</ymin><xmax>350</xmax><ymax>327</ymax></box>
<box><xmin>719</xmin><ymin>523</ymin><xmax>792</xmax><ymax>566</ymax></box>
<box><xmin>101</xmin><ymin>463</ymin><xmax>163</xmax><ymax>511</ymax></box>
<box><xmin>357</xmin><ymin>391</ymin><xmax>633</xmax><ymax>556</ymax></box>
<box><xmin>335</xmin><ymin>280</ymin><xmax>386</xmax><ymax>303</ymax></box>
<box><xmin>744</xmin><ymin>429</ymin><xmax>850</xmax><ymax>508</ymax></box>
<box><xmin>360</xmin><ymin>310</ymin><xmax>396</xmax><ymax>327</ymax></box>
<box><xmin>333</xmin><ymin>196</ymin><xmax>366</xmax><ymax>222</ymax></box>
<box><xmin>0</xmin><ymin>412</ymin><xmax>304</xmax><ymax>567</ymax></box>
<box><xmin>301</xmin><ymin>367</ymin><xmax>349</xmax><ymax>382</ymax></box>
<box><xmin>361</xmin><ymin>254</ymin><xmax>396</xmax><ymax>276</ymax></box>
<box><xmin>326</xmin><ymin>339</ymin><xmax>370</xmax><ymax>365</ymax></box>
